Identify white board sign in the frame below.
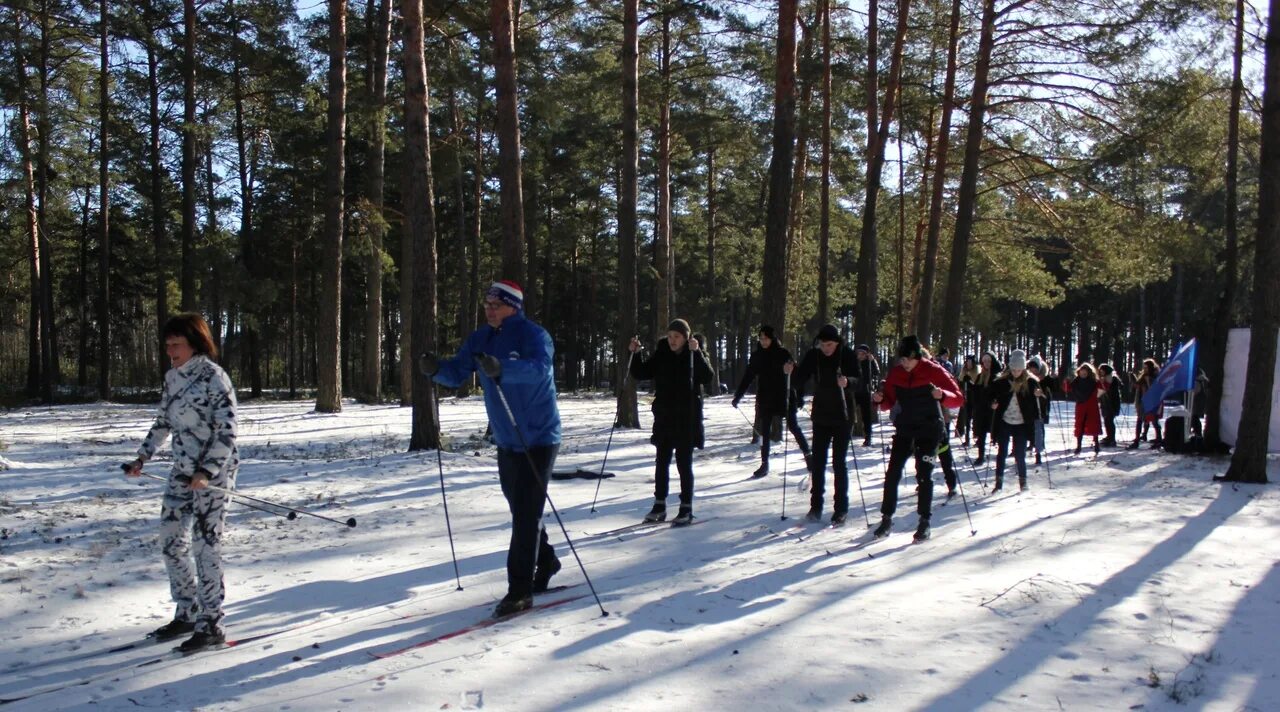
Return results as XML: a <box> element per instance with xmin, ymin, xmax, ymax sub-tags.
<box><xmin>1220</xmin><ymin>328</ymin><xmax>1280</xmax><ymax>452</ymax></box>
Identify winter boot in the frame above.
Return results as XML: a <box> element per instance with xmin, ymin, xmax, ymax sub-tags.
<box><xmin>494</xmin><ymin>592</ymin><xmax>533</xmax><ymax>618</ymax></box>
<box><xmin>1094</xmin><ymin>441</ymin><xmax>1101</xmax><ymax>455</ymax></box>
<box><xmin>973</xmin><ymin>454</ymin><xmax>985</xmax><ymax>467</ymax></box>
<box><xmin>752</xmin><ymin>462</ymin><xmax>769</xmax><ymax>479</ymax></box>
<box><xmin>671</xmin><ymin>504</ymin><xmax>694</xmax><ymax>527</ymax></box>
<box><xmin>805</xmin><ymin>505</ymin><xmax>822</xmax><ymax>522</ymax></box>
<box><xmin>1034</xmin><ymin>452</ymin><xmax>1042</xmax><ymax>466</ymax></box>
<box><xmin>642</xmin><ymin>500</ymin><xmax>666</xmax><ymax>523</ymax></box>
<box><xmin>149</xmin><ymin>619</ymin><xmax>196</xmax><ymax>641</ymax></box>
<box><xmin>992</xmin><ymin>476</ymin><xmax>1004</xmax><ymax>493</ymax></box>
<box><xmin>177</xmin><ymin>629</ymin><xmax>225</xmax><ymax>654</ymax></box>
<box><xmin>913</xmin><ymin>518</ymin><xmax>931</xmax><ymax>543</ymax></box>
<box><xmin>873</xmin><ymin>516</ymin><xmax>892</xmax><ymax>538</ymax></box>
<box><xmin>830</xmin><ymin>511</ymin><xmax>847</xmax><ymax>527</ymax></box>
<box><xmin>532</xmin><ymin>556</ymin><xmax>562</xmax><ymax>593</ymax></box>
<box><xmin>1019</xmin><ymin>477</ymin><xmax>1027</xmax><ymax>492</ymax></box>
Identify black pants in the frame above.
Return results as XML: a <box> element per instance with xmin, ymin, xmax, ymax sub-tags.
<box><xmin>758</xmin><ymin>407</ymin><xmax>810</xmax><ymax>463</ymax></box>
<box><xmin>809</xmin><ymin>424</ymin><xmax>850</xmax><ymax>514</ymax></box>
<box><xmin>655</xmin><ymin>440</ymin><xmax>694</xmax><ymax>506</ymax></box>
<box><xmin>854</xmin><ymin>392</ymin><xmax>875</xmax><ymax>440</ymax></box>
<box><xmin>973</xmin><ymin>413</ymin><xmax>994</xmax><ymax>458</ymax></box>
<box><xmin>1103</xmin><ymin>410</ymin><xmax>1117</xmax><ymax>442</ymax></box>
<box><xmin>995</xmin><ymin>422</ymin><xmax>1029</xmax><ymax>484</ymax></box>
<box><xmin>881</xmin><ymin>431</ymin><xmax>939</xmax><ymax>520</ymax></box>
<box><xmin>956</xmin><ymin>405</ymin><xmax>971</xmax><ymax>440</ymax></box>
<box><xmin>939</xmin><ymin>441</ymin><xmax>958</xmax><ymax>491</ymax></box>
<box><xmin>496</xmin><ymin>444</ymin><xmax>559</xmax><ymax>598</ymax></box>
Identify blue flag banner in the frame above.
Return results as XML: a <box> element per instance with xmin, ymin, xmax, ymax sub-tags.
<box><xmin>1142</xmin><ymin>338</ymin><xmax>1197</xmax><ymax>415</ymax></box>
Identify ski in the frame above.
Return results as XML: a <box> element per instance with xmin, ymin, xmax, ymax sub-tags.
<box><xmin>0</xmin><ymin>636</ymin><xmax>170</xmax><ymax>678</ymax></box>
<box><xmin>369</xmin><ymin>593</ymin><xmax>587</xmax><ymax>660</ymax></box>
<box><xmin>0</xmin><ymin>623</ymin><xmax>309</xmax><ymax>705</ymax></box>
<box><xmin>795</xmin><ymin>520</ymin><xmax>849</xmax><ymax>542</ymax></box>
<box><xmin>590</xmin><ymin>520</ymin><xmax>668</xmax><ymax>537</ymax></box>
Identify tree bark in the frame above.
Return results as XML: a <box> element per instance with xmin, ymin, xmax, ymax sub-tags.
<box><xmin>36</xmin><ymin>1</ymin><xmax>58</xmax><ymax>400</ymax></box>
<box><xmin>915</xmin><ymin>0</ymin><xmax>962</xmax><ymax>346</ymax></box>
<box><xmin>1206</xmin><ymin>0</ymin><xmax>1244</xmax><ymax>448</ymax></box>
<box><xmin>144</xmin><ymin>0</ymin><xmax>167</xmax><ymax>381</ymax></box>
<box><xmin>362</xmin><ymin>0</ymin><xmax>391</xmax><ymax>402</ymax></box>
<box><xmin>1222</xmin><ymin>0</ymin><xmax>1280</xmax><ymax>484</ymax></box>
<box><xmin>402</xmin><ymin>0</ymin><xmax>441</xmax><ymax>450</ymax></box>
<box><xmin>705</xmin><ymin>139</ymin><xmax>721</xmax><ymax>395</ymax></box>
<box><xmin>490</xmin><ymin>0</ymin><xmax>526</xmax><ymax>286</ymax></box>
<box><xmin>231</xmin><ymin>0</ymin><xmax>263</xmax><ymax>395</ymax></box>
<box><xmin>97</xmin><ymin>0</ymin><xmax>110</xmax><ymax>399</ymax></box>
<box><xmin>316</xmin><ymin>0</ymin><xmax>347</xmax><ymax>413</ymax></box>
<box><xmin>15</xmin><ymin>13</ymin><xmax>41</xmax><ymax>396</ymax></box>
<box><xmin>653</xmin><ymin>7</ymin><xmax>672</xmax><ymax>335</ymax></box>
<box><xmin>937</xmin><ymin>0</ymin><xmax>996</xmax><ymax>354</ymax></box>
<box><xmin>816</xmin><ymin>0</ymin><xmax>832</xmax><ymax>328</ymax></box>
<box><xmin>760</xmin><ymin>0</ymin><xmax>799</xmax><ymax>342</ymax></box>
<box><xmin>617</xmin><ymin>0</ymin><xmax>641</xmax><ymax>428</ymax></box>
<box><xmin>180</xmin><ymin>0</ymin><xmax>197</xmax><ymax>311</ymax></box>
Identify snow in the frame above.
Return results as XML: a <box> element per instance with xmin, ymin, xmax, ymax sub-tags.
<box><xmin>1</xmin><ymin>394</ymin><xmax>1277</xmax><ymax>711</ymax></box>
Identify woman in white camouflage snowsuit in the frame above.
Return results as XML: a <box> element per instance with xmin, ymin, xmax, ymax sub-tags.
<box><xmin>125</xmin><ymin>313</ymin><xmax>238</xmax><ymax>652</ymax></box>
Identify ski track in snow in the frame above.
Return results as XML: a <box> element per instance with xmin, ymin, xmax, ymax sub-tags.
<box><xmin>0</xmin><ymin>396</ymin><xmax>1277</xmax><ymax>711</ymax></box>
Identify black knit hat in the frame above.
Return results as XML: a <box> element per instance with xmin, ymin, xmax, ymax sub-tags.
<box><xmin>816</xmin><ymin>324</ymin><xmax>842</xmax><ymax>343</ymax></box>
<box><xmin>667</xmin><ymin>319</ymin><xmax>691</xmax><ymax>337</ymax></box>
<box><xmin>855</xmin><ymin>343</ymin><xmax>870</xmax><ymax>353</ymax></box>
<box><xmin>897</xmin><ymin>335</ymin><xmax>924</xmax><ymax>359</ymax></box>
<box><xmin>758</xmin><ymin>324</ymin><xmax>776</xmax><ymax>340</ymax></box>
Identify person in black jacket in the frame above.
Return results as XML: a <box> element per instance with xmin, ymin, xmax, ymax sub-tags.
<box><xmin>1097</xmin><ymin>363</ymin><xmax>1123</xmax><ymax>446</ymax></box>
<box><xmin>955</xmin><ymin>355</ymin><xmax>980</xmax><ymax>446</ymax></box>
<box><xmin>784</xmin><ymin>324</ymin><xmax>858</xmax><ymax>525</ymax></box>
<box><xmin>852</xmin><ymin>344</ymin><xmax>881</xmax><ymax>446</ymax></box>
<box><xmin>970</xmin><ymin>351</ymin><xmax>1003</xmax><ymax>465</ymax></box>
<box><xmin>1026</xmin><ymin>356</ymin><xmax>1053</xmax><ymax>465</ymax></box>
<box><xmin>629</xmin><ymin>319</ymin><xmax>713</xmax><ymax>525</ymax></box>
<box><xmin>989</xmin><ymin>350</ymin><xmax>1044</xmax><ymax>492</ymax></box>
<box><xmin>732</xmin><ymin>325</ymin><xmax>811</xmax><ymax>478</ymax></box>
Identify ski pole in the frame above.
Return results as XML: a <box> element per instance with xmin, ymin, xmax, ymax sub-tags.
<box><xmin>122</xmin><ymin>464</ymin><xmax>357</xmax><ymax>528</ymax></box>
<box><xmin>936</xmin><ymin>401</ymin><xmax>976</xmax><ymax>536</ymax></box>
<box><xmin>849</xmin><ymin>433</ymin><xmax>871</xmax><ymax>527</ymax></box>
<box><xmin>735</xmin><ymin>405</ymin><xmax>767</xmax><ymax>440</ymax></box>
<box><xmin>781</xmin><ymin>369</ymin><xmax>790</xmax><ymax>521</ymax></box>
<box><xmin>590</xmin><ymin>348</ymin><xmax>636</xmax><ymax>513</ymax></box>
<box><xmin>429</xmin><ymin>385</ymin><xmax>464</xmax><ymax>590</ymax></box>
<box><xmin>483</xmin><ymin>361</ymin><xmax>608</xmax><ymax>617</ymax></box>
<box><xmin>129</xmin><ymin>470</ymin><xmax>293</xmax><ymax>520</ymax></box>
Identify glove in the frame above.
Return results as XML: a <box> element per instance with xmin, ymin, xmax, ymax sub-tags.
<box><xmin>731</xmin><ymin>397</ymin><xmax>740</xmax><ymax>409</ymax></box>
<box><xmin>477</xmin><ymin>353</ymin><xmax>503</xmax><ymax>380</ymax></box>
<box><xmin>417</xmin><ymin>352</ymin><xmax>439</xmax><ymax>377</ymax></box>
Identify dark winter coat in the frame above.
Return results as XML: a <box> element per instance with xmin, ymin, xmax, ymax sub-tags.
<box><xmin>969</xmin><ymin>352</ymin><xmax>1004</xmax><ymax>436</ymax></box>
<box><xmin>631</xmin><ymin>337</ymin><xmax>714</xmax><ymax>449</ymax></box>
<box><xmin>733</xmin><ymin>341</ymin><xmax>796</xmax><ymax>416</ymax></box>
<box><xmin>792</xmin><ymin>344</ymin><xmax>859</xmax><ymax>429</ymax></box>
<box><xmin>991</xmin><ymin>374</ymin><xmax>1043</xmax><ymax>428</ymax></box>
<box><xmin>1034</xmin><ymin>373</ymin><xmax>1057</xmax><ymax>423</ymax></box>
<box><xmin>852</xmin><ymin>355</ymin><xmax>881</xmax><ymax>394</ymax></box>
<box><xmin>1099</xmin><ymin>374</ymin><xmax>1124</xmax><ymax>418</ymax></box>
<box><xmin>878</xmin><ymin>358</ymin><xmax>964</xmax><ymax>438</ymax></box>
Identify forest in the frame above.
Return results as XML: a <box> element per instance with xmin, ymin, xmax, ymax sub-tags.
<box><xmin>0</xmin><ymin>0</ymin><xmax>1266</xmax><ymax>426</ymax></box>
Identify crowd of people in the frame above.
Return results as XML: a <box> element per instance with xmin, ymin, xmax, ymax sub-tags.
<box><xmin>124</xmin><ymin>282</ymin><xmax>1208</xmax><ymax>638</ymax></box>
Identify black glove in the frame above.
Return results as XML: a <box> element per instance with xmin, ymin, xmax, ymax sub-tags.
<box><xmin>417</xmin><ymin>352</ymin><xmax>439</xmax><ymax>377</ymax></box>
<box><xmin>477</xmin><ymin>353</ymin><xmax>503</xmax><ymax>380</ymax></box>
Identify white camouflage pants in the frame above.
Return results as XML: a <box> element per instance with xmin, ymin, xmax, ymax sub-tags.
<box><xmin>160</xmin><ymin>460</ymin><xmax>235</xmax><ymax>635</ymax></box>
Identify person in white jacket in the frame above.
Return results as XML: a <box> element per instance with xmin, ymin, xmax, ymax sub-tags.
<box><xmin>124</xmin><ymin>313</ymin><xmax>238</xmax><ymax>653</ymax></box>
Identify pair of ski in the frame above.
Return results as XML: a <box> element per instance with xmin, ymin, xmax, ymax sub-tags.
<box><xmin>591</xmin><ymin>515</ymin><xmax>716</xmax><ymax>538</ymax></box>
<box><xmin>369</xmin><ymin>586</ymin><xmax>587</xmax><ymax>660</ymax></box>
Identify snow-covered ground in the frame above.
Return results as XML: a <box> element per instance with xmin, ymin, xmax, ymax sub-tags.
<box><xmin>0</xmin><ymin>394</ymin><xmax>1277</xmax><ymax>711</ymax></box>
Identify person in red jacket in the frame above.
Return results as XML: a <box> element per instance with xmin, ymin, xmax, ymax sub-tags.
<box><xmin>872</xmin><ymin>335</ymin><xmax>965</xmax><ymax>542</ymax></box>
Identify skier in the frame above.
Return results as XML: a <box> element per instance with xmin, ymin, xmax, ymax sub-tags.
<box><xmin>731</xmin><ymin>325</ymin><xmax>811</xmax><ymax>478</ymax></box>
<box><xmin>1097</xmin><ymin>363</ymin><xmax>1124</xmax><ymax>447</ymax></box>
<box><xmin>955</xmin><ymin>354</ymin><xmax>980</xmax><ymax>446</ymax></box>
<box><xmin>419</xmin><ymin>280</ymin><xmax>563</xmax><ymax>617</ymax></box>
<box><xmin>871</xmin><ymin>335</ymin><xmax>964</xmax><ymax>542</ymax></box>
<box><xmin>123</xmin><ymin>313</ymin><xmax>239</xmax><ymax>653</ymax></box>
<box><xmin>989</xmin><ymin>349</ymin><xmax>1044</xmax><ymax>492</ymax></box>
<box><xmin>936</xmin><ymin>348</ymin><xmax>958</xmax><ymax>378</ymax></box>
<box><xmin>1069</xmin><ymin>362</ymin><xmax>1105</xmax><ymax>455</ymax></box>
<box><xmin>1130</xmin><ymin>358</ymin><xmax>1164</xmax><ymax>448</ymax></box>
<box><xmin>629</xmin><ymin>319</ymin><xmax>713</xmax><ymax>526</ymax></box>
<box><xmin>969</xmin><ymin>351</ymin><xmax>1003</xmax><ymax>465</ymax></box>
<box><xmin>852</xmin><ymin>344</ymin><xmax>881</xmax><ymax>447</ymax></box>
<box><xmin>1025</xmin><ymin>356</ymin><xmax>1052</xmax><ymax>465</ymax></box>
<box><xmin>921</xmin><ymin>347</ymin><xmax>962</xmax><ymax>498</ymax></box>
<box><xmin>784</xmin><ymin>324</ymin><xmax>858</xmax><ymax>525</ymax></box>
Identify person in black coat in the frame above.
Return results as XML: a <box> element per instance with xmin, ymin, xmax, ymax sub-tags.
<box><xmin>970</xmin><ymin>351</ymin><xmax>1003</xmax><ymax>465</ymax></box>
<box><xmin>784</xmin><ymin>324</ymin><xmax>858</xmax><ymax>525</ymax></box>
<box><xmin>629</xmin><ymin>319</ymin><xmax>713</xmax><ymax>525</ymax></box>
<box><xmin>852</xmin><ymin>344</ymin><xmax>881</xmax><ymax>446</ymax></box>
<box><xmin>1026</xmin><ymin>356</ymin><xmax>1053</xmax><ymax>464</ymax></box>
<box><xmin>989</xmin><ymin>350</ymin><xmax>1044</xmax><ymax>492</ymax></box>
<box><xmin>1097</xmin><ymin>363</ymin><xmax>1123</xmax><ymax>446</ymax></box>
<box><xmin>732</xmin><ymin>325</ymin><xmax>811</xmax><ymax>478</ymax></box>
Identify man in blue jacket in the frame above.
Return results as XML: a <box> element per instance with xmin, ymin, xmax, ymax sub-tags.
<box><xmin>419</xmin><ymin>280</ymin><xmax>563</xmax><ymax>617</ymax></box>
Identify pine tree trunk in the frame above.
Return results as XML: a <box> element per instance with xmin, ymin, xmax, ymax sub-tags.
<box><xmin>36</xmin><ymin>2</ymin><xmax>58</xmax><ymax>400</ymax></box>
<box><xmin>316</xmin><ymin>0</ymin><xmax>347</xmax><ymax>413</ymax></box>
<box><xmin>916</xmin><ymin>0</ymin><xmax>962</xmax><ymax>346</ymax></box>
<box><xmin>231</xmin><ymin>0</ymin><xmax>262</xmax><ymax>396</ymax></box>
<box><xmin>704</xmin><ymin>141</ymin><xmax>721</xmax><ymax>395</ymax></box>
<box><xmin>1222</xmin><ymin>0</ymin><xmax>1280</xmax><ymax>484</ymax></box>
<box><xmin>361</xmin><ymin>0</ymin><xmax>390</xmax><ymax>402</ymax></box>
<box><xmin>97</xmin><ymin>0</ymin><xmax>110</xmax><ymax>400</ymax></box>
<box><xmin>490</xmin><ymin>0</ymin><xmax>526</xmax><ymax>286</ymax></box>
<box><xmin>617</xmin><ymin>0</ymin><xmax>641</xmax><ymax>428</ymax></box>
<box><xmin>1206</xmin><ymin>0</ymin><xmax>1245</xmax><ymax>448</ymax></box>
<box><xmin>816</xmin><ymin>0</ymin><xmax>832</xmax><ymax>328</ymax></box>
<box><xmin>654</xmin><ymin>7</ymin><xmax>672</xmax><ymax>335</ymax></box>
<box><xmin>180</xmin><ymin>0</ymin><xmax>197</xmax><ymax>311</ymax></box>
<box><xmin>144</xmin><ymin>0</ymin><xmax>167</xmax><ymax>381</ymax></box>
<box><xmin>402</xmin><ymin>0</ymin><xmax>441</xmax><ymax>450</ymax></box>
<box><xmin>937</xmin><ymin>0</ymin><xmax>995</xmax><ymax>353</ymax></box>
<box><xmin>15</xmin><ymin>15</ymin><xmax>41</xmax><ymax>397</ymax></box>
<box><xmin>760</xmin><ymin>0</ymin><xmax>799</xmax><ymax>342</ymax></box>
